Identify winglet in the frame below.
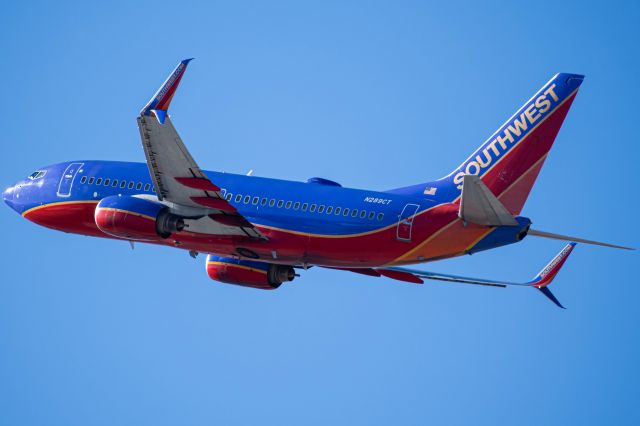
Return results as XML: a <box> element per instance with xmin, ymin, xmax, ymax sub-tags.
<box><xmin>538</xmin><ymin>286</ymin><xmax>565</xmax><ymax>309</ymax></box>
<box><xmin>528</xmin><ymin>243</ymin><xmax>576</xmax><ymax>309</ymax></box>
<box><xmin>529</xmin><ymin>243</ymin><xmax>576</xmax><ymax>288</ymax></box>
<box><xmin>151</xmin><ymin>109</ymin><xmax>167</xmax><ymax>125</ymax></box>
<box><xmin>140</xmin><ymin>58</ymin><xmax>194</xmax><ymax>121</ymax></box>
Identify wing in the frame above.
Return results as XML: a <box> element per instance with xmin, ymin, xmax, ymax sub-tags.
<box><xmin>333</xmin><ymin>243</ymin><xmax>577</xmax><ymax>308</ymax></box>
<box><xmin>137</xmin><ymin>59</ymin><xmax>264</xmax><ymax>239</ymax></box>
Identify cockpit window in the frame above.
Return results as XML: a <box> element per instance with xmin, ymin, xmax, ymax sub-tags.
<box><xmin>28</xmin><ymin>170</ymin><xmax>46</xmax><ymax>180</ymax></box>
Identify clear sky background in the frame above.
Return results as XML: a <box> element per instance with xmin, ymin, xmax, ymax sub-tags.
<box><xmin>1</xmin><ymin>1</ymin><xmax>639</xmax><ymax>425</ymax></box>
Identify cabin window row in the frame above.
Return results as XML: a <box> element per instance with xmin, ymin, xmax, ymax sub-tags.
<box><xmin>79</xmin><ymin>176</ymin><xmax>155</xmax><ymax>193</ymax></box>
<box><xmin>225</xmin><ymin>193</ymin><xmax>384</xmax><ymax>221</ymax></box>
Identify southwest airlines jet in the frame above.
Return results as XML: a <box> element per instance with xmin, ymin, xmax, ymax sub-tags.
<box><xmin>4</xmin><ymin>60</ymin><xmax>633</xmax><ymax>308</ymax></box>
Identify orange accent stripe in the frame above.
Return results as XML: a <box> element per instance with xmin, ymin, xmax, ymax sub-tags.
<box><xmin>464</xmin><ymin>228</ymin><xmax>496</xmax><ymax>251</ymax></box>
<box><xmin>391</xmin><ymin>89</ymin><xmax>579</xmax><ymax>263</ymax></box>
<box><xmin>388</xmin><ymin>218</ymin><xmax>462</xmax><ymax>264</ymax></box>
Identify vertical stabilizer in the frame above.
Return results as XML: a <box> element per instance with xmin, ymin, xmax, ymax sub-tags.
<box><xmin>388</xmin><ymin>73</ymin><xmax>584</xmax><ymax>214</ymax></box>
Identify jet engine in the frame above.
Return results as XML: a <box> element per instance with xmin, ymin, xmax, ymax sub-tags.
<box><xmin>95</xmin><ymin>195</ymin><xmax>184</xmax><ymax>240</ymax></box>
<box><xmin>206</xmin><ymin>255</ymin><xmax>296</xmax><ymax>290</ymax></box>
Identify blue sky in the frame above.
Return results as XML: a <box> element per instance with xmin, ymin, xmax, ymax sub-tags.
<box><xmin>1</xmin><ymin>1</ymin><xmax>639</xmax><ymax>425</ymax></box>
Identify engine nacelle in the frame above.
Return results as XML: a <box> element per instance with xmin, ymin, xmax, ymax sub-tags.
<box><xmin>95</xmin><ymin>195</ymin><xmax>184</xmax><ymax>240</ymax></box>
<box><xmin>206</xmin><ymin>255</ymin><xmax>295</xmax><ymax>290</ymax></box>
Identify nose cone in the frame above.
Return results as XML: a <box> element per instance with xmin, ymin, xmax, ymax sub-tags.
<box><xmin>3</xmin><ymin>184</ymin><xmax>17</xmax><ymax>211</ymax></box>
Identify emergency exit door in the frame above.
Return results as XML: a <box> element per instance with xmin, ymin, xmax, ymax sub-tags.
<box><xmin>396</xmin><ymin>203</ymin><xmax>420</xmax><ymax>242</ymax></box>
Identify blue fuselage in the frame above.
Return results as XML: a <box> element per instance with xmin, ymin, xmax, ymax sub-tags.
<box><xmin>3</xmin><ymin>160</ymin><xmax>530</xmax><ymax>267</ymax></box>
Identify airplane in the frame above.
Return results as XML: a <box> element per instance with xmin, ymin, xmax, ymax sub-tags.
<box><xmin>3</xmin><ymin>59</ymin><xmax>634</xmax><ymax>308</ymax></box>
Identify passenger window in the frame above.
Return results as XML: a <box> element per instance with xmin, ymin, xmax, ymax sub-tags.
<box><xmin>144</xmin><ymin>183</ymin><xmax>151</xmax><ymax>191</ymax></box>
<box><xmin>318</xmin><ymin>205</ymin><xmax>325</xmax><ymax>213</ymax></box>
<box><xmin>343</xmin><ymin>208</ymin><xmax>350</xmax><ymax>216</ymax></box>
<box><xmin>136</xmin><ymin>182</ymin><xmax>142</xmax><ymax>190</ymax></box>
<box><xmin>351</xmin><ymin>209</ymin><xmax>358</xmax><ymax>217</ymax></box>
<box><xmin>96</xmin><ymin>178</ymin><xmax>103</xmax><ymax>185</ymax></box>
<box><xmin>243</xmin><ymin>195</ymin><xmax>250</xmax><ymax>204</ymax></box>
<box><xmin>360</xmin><ymin>210</ymin><xmax>367</xmax><ymax>219</ymax></box>
<box><xmin>104</xmin><ymin>179</ymin><xmax>110</xmax><ymax>186</ymax></box>
<box><xmin>377</xmin><ymin>213</ymin><xmax>384</xmax><ymax>221</ymax></box>
<box><xmin>368</xmin><ymin>211</ymin><xmax>375</xmax><ymax>220</ymax></box>
<box><xmin>120</xmin><ymin>180</ymin><xmax>126</xmax><ymax>188</ymax></box>
<box><xmin>80</xmin><ymin>176</ymin><xmax>87</xmax><ymax>184</ymax></box>
<box><xmin>112</xmin><ymin>180</ymin><xmax>118</xmax><ymax>187</ymax></box>
<box><xmin>235</xmin><ymin>194</ymin><xmax>242</xmax><ymax>203</ymax></box>
<box><xmin>128</xmin><ymin>181</ymin><xmax>134</xmax><ymax>189</ymax></box>
<box><xmin>88</xmin><ymin>177</ymin><xmax>95</xmax><ymax>185</ymax></box>
<box><xmin>294</xmin><ymin>202</ymin><xmax>300</xmax><ymax>210</ymax></box>
<box><xmin>269</xmin><ymin>199</ymin><xmax>275</xmax><ymax>207</ymax></box>
<box><xmin>310</xmin><ymin>204</ymin><xmax>317</xmax><ymax>212</ymax></box>
<box><xmin>252</xmin><ymin>196</ymin><xmax>259</xmax><ymax>205</ymax></box>
<box><xmin>261</xmin><ymin>198</ymin><xmax>267</xmax><ymax>206</ymax></box>
<box><xmin>334</xmin><ymin>207</ymin><xmax>341</xmax><ymax>215</ymax></box>
<box><xmin>226</xmin><ymin>193</ymin><xmax>232</xmax><ymax>201</ymax></box>
<box><xmin>326</xmin><ymin>206</ymin><xmax>333</xmax><ymax>214</ymax></box>
<box><xmin>285</xmin><ymin>201</ymin><xmax>292</xmax><ymax>209</ymax></box>
<box><xmin>277</xmin><ymin>200</ymin><xmax>284</xmax><ymax>208</ymax></box>
<box><xmin>302</xmin><ymin>203</ymin><xmax>308</xmax><ymax>211</ymax></box>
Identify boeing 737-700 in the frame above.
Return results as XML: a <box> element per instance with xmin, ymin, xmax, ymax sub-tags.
<box><xmin>4</xmin><ymin>59</ymin><xmax>634</xmax><ymax>308</ymax></box>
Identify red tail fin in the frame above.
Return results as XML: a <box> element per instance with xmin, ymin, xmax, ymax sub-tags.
<box><xmin>388</xmin><ymin>74</ymin><xmax>584</xmax><ymax>214</ymax></box>
<box><xmin>450</xmin><ymin>73</ymin><xmax>584</xmax><ymax>214</ymax></box>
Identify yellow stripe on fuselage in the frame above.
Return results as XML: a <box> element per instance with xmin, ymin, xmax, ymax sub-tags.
<box><xmin>22</xmin><ymin>200</ymin><xmax>100</xmax><ymax>217</ymax></box>
<box><xmin>389</xmin><ymin>89</ymin><xmax>578</xmax><ymax>264</ymax></box>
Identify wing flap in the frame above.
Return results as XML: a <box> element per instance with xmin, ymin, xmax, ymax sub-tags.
<box><xmin>175</xmin><ymin>177</ymin><xmax>221</xmax><ymax>192</ymax></box>
<box><xmin>191</xmin><ymin>197</ymin><xmax>237</xmax><ymax>212</ymax></box>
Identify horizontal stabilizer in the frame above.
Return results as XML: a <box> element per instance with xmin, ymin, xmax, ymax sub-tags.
<box><xmin>529</xmin><ymin>229</ymin><xmax>635</xmax><ymax>250</ymax></box>
<box><xmin>459</xmin><ymin>174</ymin><xmax>518</xmax><ymax>226</ymax></box>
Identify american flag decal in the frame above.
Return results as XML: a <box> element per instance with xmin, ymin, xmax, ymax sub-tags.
<box><xmin>423</xmin><ymin>187</ymin><xmax>437</xmax><ymax>195</ymax></box>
